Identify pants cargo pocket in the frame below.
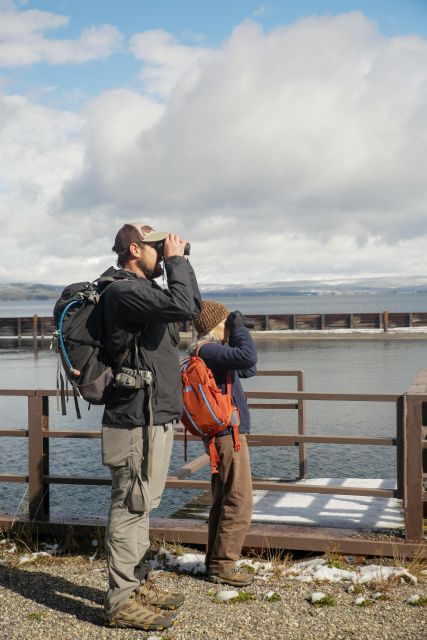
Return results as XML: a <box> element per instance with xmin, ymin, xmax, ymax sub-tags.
<box><xmin>103</xmin><ymin>425</ymin><xmax>149</xmax><ymax>513</ymax></box>
<box><xmin>124</xmin><ymin>460</ymin><xmax>150</xmax><ymax>514</ymax></box>
<box><xmin>109</xmin><ymin>463</ymin><xmax>132</xmax><ymax>509</ymax></box>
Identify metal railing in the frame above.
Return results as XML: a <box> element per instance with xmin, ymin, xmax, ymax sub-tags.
<box><xmin>0</xmin><ymin>369</ymin><xmax>426</xmax><ymax>556</ymax></box>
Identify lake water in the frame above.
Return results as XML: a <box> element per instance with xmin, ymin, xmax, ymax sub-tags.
<box><xmin>2</xmin><ymin>291</ymin><xmax>427</xmax><ymax>317</ymax></box>
<box><xmin>1</xmin><ymin>321</ymin><xmax>425</xmax><ymax>520</ymax></box>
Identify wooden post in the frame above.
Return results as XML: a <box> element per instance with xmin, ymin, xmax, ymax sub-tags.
<box><xmin>396</xmin><ymin>395</ymin><xmax>405</xmax><ymax>501</ymax></box>
<box><xmin>41</xmin><ymin>394</ymin><xmax>50</xmax><ymax>520</ymax></box>
<box><xmin>404</xmin><ymin>394</ymin><xmax>423</xmax><ymax>540</ymax></box>
<box><xmin>265</xmin><ymin>315</ymin><xmax>270</xmax><ymax>331</ymax></box>
<box><xmin>349</xmin><ymin>314</ymin><xmax>353</xmax><ymax>329</ymax></box>
<box><xmin>28</xmin><ymin>394</ymin><xmax>47</xmax><ymax>521</ymax></box>
<box><xmin>423</xmin><ymin>402</ymin><xmax>427</xmax><ymax>519</ymax></box>
<box><xmin>297</xmin><ymin>371</ymin><xmax>307</xmax><ymax>479</ymax></box>
<box><xmin>408</xmin><ymin>313</ymin><xmax>413</xmax><ymax>328</ymax></box>
<box><xmin>383</xmin><ymin>311</ymin><xmax>389</xmax><ymax>333</ymax></box>
<box><xmin>320</xmin><ymin>314</ymin><xmax>325</xmax><ymax>330</ymax></box>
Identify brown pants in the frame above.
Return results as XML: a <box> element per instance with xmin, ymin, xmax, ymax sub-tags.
<box><xmin>206</xmin><ymin>434</ymin><xmax>253</xmax><ymax>574</ymax></box>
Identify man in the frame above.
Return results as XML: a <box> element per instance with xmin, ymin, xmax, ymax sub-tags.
<box><xmin>101</xmin><ymin>223</ymin><xmax>201</xmax><ymax>631</ymax></box>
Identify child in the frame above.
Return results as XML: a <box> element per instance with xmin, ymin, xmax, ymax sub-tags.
<box><xmin>192</xmin><ymin>300</ymin><xmax>257</xmax><ymax>586</ymax></box>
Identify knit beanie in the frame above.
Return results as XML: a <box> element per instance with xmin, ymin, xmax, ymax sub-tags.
<box><xmin>194</xmin><ymin>300</ymin><xmax>229</xmax><ymax>337</ymax></box>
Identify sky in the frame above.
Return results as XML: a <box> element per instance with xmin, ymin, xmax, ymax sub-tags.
<box><xmin>0</xmin><ymin>0</ymin><xmax>426</xmax><ymax>286</ymax></box>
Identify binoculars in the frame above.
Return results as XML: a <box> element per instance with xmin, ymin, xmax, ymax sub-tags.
<box><xmin>155</xmin><ymin>241</ymin><xmax>191</xmax><ymax>256</ymax></box>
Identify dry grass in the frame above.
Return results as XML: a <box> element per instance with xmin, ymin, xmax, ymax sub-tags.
<box><xmin>391</xmin><ymin>544</ymin><xmax>427</xmax><ymax>581</ymax></box>
<box><xmin>1</xmin><ymin>521</ymin><xmax>37</xmax><ymax>555</ymax></box>
<box><xmin>149</xmin><ymin>534</ymin><xmax>185</xmax><ymax>558</ymax></box>
<box><xmin>352</xmin><ymin>584</ymin><xmax>364</xmax><ymax>595</ymax></box>
<box><xmin>248</xmin><ymin>540</ymin><xmax>294</xmax><ymax>577</ymax></box>
<box><xmin>324</xmin><ymin>543</ymin><xmax>348</xmax><ymax>570</ymax></box>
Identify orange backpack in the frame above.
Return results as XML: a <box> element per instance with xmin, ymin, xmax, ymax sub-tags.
<box><xmin>181</xmin><ymin>355</ymin><xmax>240</xmax><ymax>474</ymax></box>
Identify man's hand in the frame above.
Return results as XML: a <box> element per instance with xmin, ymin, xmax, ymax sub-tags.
<box><xmin>225</xmin><ymin>310</ymin><xmax>245</xmax><ymax>332</ymax></box>
<box><xmin>163</xmin><ymin>234</ymin><xmax>187</xmax><ymax>258</ymax></box>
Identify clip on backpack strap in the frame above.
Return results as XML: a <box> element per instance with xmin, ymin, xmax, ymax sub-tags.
<box><xmin>59</xmin><ymin>372</ymin><xmax>67</xmax><ymax>416</ymax></box>
<box><xmin>72</xmin><ymin>384</ymin><xmax>82</xmax><ymax>420</ymax></box>
<box><xmin>56</xmin><ymin>353</ymin><xmax>62</xmax><ymax>413</ymax></box>
<box><xmin>208</xmin><ymin>438</ymin><xmax>221</xmax><ymax>474</ymax></box>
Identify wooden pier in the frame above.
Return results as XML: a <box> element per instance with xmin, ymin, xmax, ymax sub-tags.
<box><xmin>0</xmin><ymin>369</ymin><xmax>426</xmax><ymax>557</ymax></box>
<box><xmin>1</xmin><ymin>311</ymin><xmax>427</xmax><ymax>347</ymax></box>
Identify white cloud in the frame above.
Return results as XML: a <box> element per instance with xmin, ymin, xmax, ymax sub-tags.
<box><xmin>0</xmin><ymin>6</ymin><xmax>122</xmax><ymax>66</ymax></box>
<box><xmin>1</xmin><ymin>12</ymin><xmax>427</xmax><ymax>285</ymax></box>
<box><xmin>129</xmin><ymin>28</ymin><xmax>212</xmax><ymax>96</ymax></box>
<box><xmin>64</xmin><ymin>16</ymin><xmax>427</xmax><ymax>240</ymax></box>
<box><xmin>0</xmin><ymin>93</ymin><xmax>87</xmax><ymax>282</ymax></box>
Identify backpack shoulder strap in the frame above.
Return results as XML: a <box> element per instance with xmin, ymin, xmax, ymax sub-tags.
<box><xmin>225</xmin><ymin>370</ymin><xmax>232</xmax><ymax>399</ymax></box>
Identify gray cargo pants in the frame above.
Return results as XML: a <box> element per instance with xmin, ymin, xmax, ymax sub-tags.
<box><xmin>102</xmin><ymin>423</ymin><xmax>174</xmax><ymax>616</ymax></box>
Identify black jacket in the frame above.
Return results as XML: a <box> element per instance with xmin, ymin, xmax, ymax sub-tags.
<box><xmin>101</xmin><ymin>257</ymin><xmax>201</xmax><ymax>427</ymax></box>
<box><xmin>198</xmin><ymin>326</ymin><xmax>257</xmax><ymax>435</ymax></box>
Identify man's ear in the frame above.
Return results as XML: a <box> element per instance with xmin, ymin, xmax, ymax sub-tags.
<box><xmin>129</xmin><ymin>242</ymin><xmax>142</xmax><ymax>258</ymax></box>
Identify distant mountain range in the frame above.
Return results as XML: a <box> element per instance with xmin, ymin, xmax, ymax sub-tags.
<box><xmin>0</xmin><ymin>283</ymin><xmax>64</xmax><ymax>301</ymax></box>
<box><xmin>1</xmin><ymin>276</ymin><xmax>427</xmax><ymax>301</ymax></box>
<box><xmin>201</xmin><ymin>276</ymin><xmax>427</xmax><ymax>297</ymax></box>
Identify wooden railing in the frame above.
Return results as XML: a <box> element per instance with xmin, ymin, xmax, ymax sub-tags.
<box><xmin>0</xmin><ymin>369</ymin><xmax>426</xmax><ymax>556</ymax></box>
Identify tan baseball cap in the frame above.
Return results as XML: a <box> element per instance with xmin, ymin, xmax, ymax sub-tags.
<box><xmin>112</xmin><ymin>223</ymin><xmax>169</xmax><ymax>253</ymax></box>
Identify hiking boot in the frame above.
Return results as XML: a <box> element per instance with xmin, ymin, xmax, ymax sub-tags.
<box><xmin>135</xmin><ymin>578</ymin><xmax>184</xmax><ymax>611</ymax></box>
<box><xmin>104</xmin><ymin>594</ymin><xmax>176</xmax><ymax>631</ymax></box>
<box><xmin>208</xmin><ymin>567</ymin><xmax>255</xmax><ymax>587</ymax></box>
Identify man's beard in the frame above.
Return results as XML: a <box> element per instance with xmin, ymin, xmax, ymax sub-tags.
<box><xmin>137</xmin><ymin>258</ymin><xmax>164</xmax><ymax>279</ymax></box>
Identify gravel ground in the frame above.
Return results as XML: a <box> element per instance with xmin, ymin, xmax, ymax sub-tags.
<box><xmin>0</xmin><ymin>552</ymin><xmax>426</xmax><ymax>640</ymax></box>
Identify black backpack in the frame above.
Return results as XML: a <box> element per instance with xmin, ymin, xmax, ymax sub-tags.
<box><xmin>52</xmin><ymin>276</ymin><xmax>125</xmax><ymax>418</ymax></box>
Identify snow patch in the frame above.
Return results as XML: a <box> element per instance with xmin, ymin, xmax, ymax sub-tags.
<box><xmin>216</xmin><ymin>590</ymin><xmax>239</xmax><ymax>602</ymax></box>
<box><xmin>406</xmin><ymin>594</ymin><xmax>421</xmax><ymax>604</ymax></box>
<box><xmin>17</xmin><ymin>551</ymin><xmax>51</xmax><ymax>565</ymax></box>
<box><xmin>237</xmin><ymin>559</ymin><xmax>273</xmax><ymax>575</ymax></box>
<box><xmin>310</xmin><ymin>591</ymin><xmax>327</xmax><ymax>603</ymax></box>
<box><xmin>152</xmin><ymin>548</ymin><xmax>206</xmax><ymax>575</ymax></box>
<box><xmin>148</xmin><ymin>550</ymin><xmax>417</xmax><ymax>589</ymax></box>
<box><xmin>40</xmin><ymin>542</ymin><xmax>61</xmax><ymax>555</ymax></box>
<box><xmin>284</xmin><ymin>558</ymin><xmax>416</xmax><ymax>585</ymax></box>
